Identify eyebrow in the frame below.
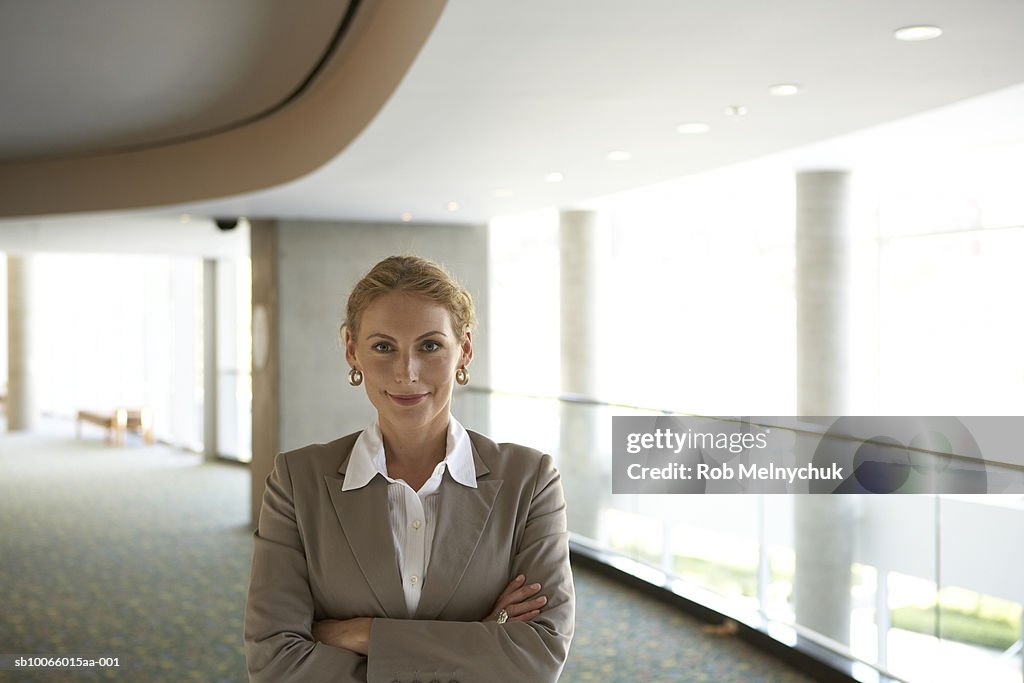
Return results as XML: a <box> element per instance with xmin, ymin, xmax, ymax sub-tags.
<box><xmin>367</xmin><ymin>330</ymin><xmax>449</xmax><ymax>342</ymax></box>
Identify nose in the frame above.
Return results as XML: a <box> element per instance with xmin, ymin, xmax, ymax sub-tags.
<box><xmin>394</xmin><ymin>351</ymin><xmax>418</xmax><ymax>384</ymax></box>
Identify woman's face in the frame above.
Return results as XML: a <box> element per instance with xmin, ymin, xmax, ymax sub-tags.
<box><xmin>345</xmin><ymin>292</ymin><xmax>472</xmax><ymax>437</ymax></box>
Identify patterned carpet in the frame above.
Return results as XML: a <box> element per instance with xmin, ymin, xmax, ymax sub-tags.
<box><xmin>0</xmin><ymin>432</ymin><xmax>815</xmax><ymax>682</ymax></box>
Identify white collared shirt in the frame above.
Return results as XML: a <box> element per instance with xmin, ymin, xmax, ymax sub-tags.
<box><xmin>342</xmin><ymin>417</ymin><xmax>477</xmax><ymax>615</ymax></box>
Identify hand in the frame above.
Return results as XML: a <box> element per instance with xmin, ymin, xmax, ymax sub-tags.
<box><xmin>482</xmin><ymin>574</ymin><xmax>547</xmax><ymax>623</ymax></box>
<box><xmin>312</xmin><ymin>617</ymin><xmax>373</xmax><ymax>655</ymax></box>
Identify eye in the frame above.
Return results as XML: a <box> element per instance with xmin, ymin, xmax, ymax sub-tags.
<box><xmin>421</xmin><ymin>340</ymin><xmax>442</xmax><ymax>352</ymax></box>
<box><xmin>371</xmin><ymin>341</ymin><xmax>392</xmax><ymax>353</ymax></box>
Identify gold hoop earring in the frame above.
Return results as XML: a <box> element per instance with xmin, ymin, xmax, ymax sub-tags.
<box><xmin>455</xmin><ymin>366</ymin><xmax>469</xmax><ymax>385</ymax></box>
<box><xmin>348</xmin><ymin>368</ymin><xmax>363</xmax><ymax>386</ymax></box>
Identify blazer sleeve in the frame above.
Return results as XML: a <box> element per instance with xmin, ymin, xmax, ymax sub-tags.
<box><xmin>366</xmin><ymin>452</ymin><xmax>575</xmax><ymax>683</ymax></box>
<box><xmin>244</xmin><ymin>451</ymin><xmax>368</xmax><ymax>682</ymax></box>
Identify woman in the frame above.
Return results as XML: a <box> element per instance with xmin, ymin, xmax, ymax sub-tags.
<box><xmin>244</xmin><ymin>255</ymin><xmax>575</xmax><ymax>682</ymax></box>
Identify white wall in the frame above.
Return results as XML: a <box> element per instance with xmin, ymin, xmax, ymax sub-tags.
<box><xmin>276</xmin><ymin>220</ymin><xmax>489</xmax><ymax>451</ymax></box>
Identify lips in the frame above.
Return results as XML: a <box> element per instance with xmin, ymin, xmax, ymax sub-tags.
<box><xmin>387</xmin><ymin>392</ymin><xmax>428</xmax><ymax>406</ymax></box>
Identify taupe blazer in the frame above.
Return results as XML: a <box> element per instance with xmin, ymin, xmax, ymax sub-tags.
<box><xmin>244</xmin><ymin>429</ymin><xmax>575</xmax><ymax>683</ymax></box>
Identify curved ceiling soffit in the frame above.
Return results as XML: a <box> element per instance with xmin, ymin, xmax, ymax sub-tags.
<box><xmin>0</xmin><ymin>0</ymin><xmax>447</xmax><ymax>218</ymax></box>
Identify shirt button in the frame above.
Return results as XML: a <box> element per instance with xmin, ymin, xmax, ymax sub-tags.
<box><xmin>412</xmin><ymin>519</ymin><xmax>422</xmax><ymax>530</ymax></box>
<box><xmin>410</xmin><ymin>575</ymin><xmax>418</xmax><ymax>585</ymax></box>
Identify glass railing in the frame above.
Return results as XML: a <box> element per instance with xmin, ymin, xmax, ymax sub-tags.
<box><xmin>452</xmin><ymin>388</ymin><xmax>1024</xmax><ymax>683</ymax></box>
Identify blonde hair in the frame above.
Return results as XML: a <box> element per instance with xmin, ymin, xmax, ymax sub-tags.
<box><xmin>343</xmin><ymin>255</ymin><xmax>477</xmax><ymax>339</ymax></box>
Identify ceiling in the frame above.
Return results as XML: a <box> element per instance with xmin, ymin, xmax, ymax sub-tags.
<box><xmin>2</xmin><ymin>0</ymin><xmax>1024</xmax><ymax>224</ymax></box>
<box><xmin>0</xmin><ymin>0</ymin><xmax>352</xmax><ymax>161</ymax></box>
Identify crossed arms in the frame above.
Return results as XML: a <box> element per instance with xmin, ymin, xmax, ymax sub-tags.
<box><xmin>244</xmin><ymin>446</ymin><xmax>575</xmax><ymax>682</ymax></box>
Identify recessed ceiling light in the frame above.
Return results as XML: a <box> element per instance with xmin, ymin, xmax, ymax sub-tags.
<box><xmin>677</xmin><ymin>122</ymin><xmax>711</xmax><ymax>134</ymax></box>
<box><xmin>179</xmin><ymin>213</ymin><xmax>191</xmax><ymax>223</ymax></box>
<box><xmin>446</xmin><ymin>201</ymin><xmax>460</xmax><ymax>212</ymax></box>
<box><xmin>544</xmin><ymin>172</ymin><xmax>564</xmax><ymax>183</ymax></box>
<box><xmin>893</xmin><ymin>25</ymin><xmax>943</xmax><ymax>41</ymax></box>
<box><xmin>724</xmin><ymin>105</ymin><xmax>748</xmax><ymax>117</ymax></box>
<box><xmin>400</xmin><ymin>212</ymin><xmax>413</xmax><ymax>222</ymax></box>
<box><xmin>607</xmin><ymin>150</ymin><xmax>632</xmax><ymax>161</ymax></box>
<box><xmin>768</xmin><ymin>83</ymin><xmax>803</xmax><ymax>96</ymax></box>
<box><xmin>493</xmin><ymin>188</ymin><xmax>514</xmax><ymax>198</ymax></box>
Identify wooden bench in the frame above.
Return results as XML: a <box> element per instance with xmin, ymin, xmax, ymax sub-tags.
<box><xmin>76</xmin><ymin>408</ymin><xmax>154</xmax><ymax>445</ymax></box>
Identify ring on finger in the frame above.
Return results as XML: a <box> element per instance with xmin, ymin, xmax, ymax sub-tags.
<box><xmin>496</xmin><ymin>608</ymin><xmax>509</xmax><ymax>624</ymax></box>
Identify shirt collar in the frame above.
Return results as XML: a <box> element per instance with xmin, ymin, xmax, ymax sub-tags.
<box><xmin>342</xmin><ymin>417</ymin><xmax>478</xmax><ymax>491</ymax></box>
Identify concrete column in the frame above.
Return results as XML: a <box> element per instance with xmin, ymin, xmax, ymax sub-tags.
<box><xmin>250</xmin><ymin>221</ymin><xmax>280</xmax><ymax>527</ymax></box>
<box><xmin>250</xmin><ymin>219</ymin><xmax>490</xmax><ymax>526</ymax></box>
<box><xmin>876</xmin><ymin>569</ymin><xmax>890</xmax><ymax>666</ymax></box>
<box><xmin>6</xmin><ymin>254</ymin><xmax>37</xmax><ymax>431</ymax></box>
<box><xmin>203</xmin><ymin>258</ymin><xmax>218</xmax><ymax>461</ymax></box>
<box><xmin>559</xmin><ymin>210</ymin><xmax>600</xmax><ymax>399</ymax></box>
<box><xmin>558</xmin><ymin>210</ymin><xmax>603</xmax><ymax>540</ymax></box>
<box><xmin>796</xmin><ymin>170</ymin><xmax>852</xmax><ymax>415</ymax></box>
<box><xmin>274</xmin><ymin>220</ymin><xmax>490</xmax><ymax>450</ymax></box>
<box><xmin>793</xmin><ymin>170</ymin><xmax>857</xmax><ymax>646</ymax></box>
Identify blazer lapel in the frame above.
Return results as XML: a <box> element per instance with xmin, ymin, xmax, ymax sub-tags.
<box><xmin>415</xmin><ymin>439</ymin><xmax>502</xmax><ymax>619</ymax></box>
<box><xmin>325</xmin><ymin>471</ymin><xmax>409</xmax><ymax>619</ymax></box>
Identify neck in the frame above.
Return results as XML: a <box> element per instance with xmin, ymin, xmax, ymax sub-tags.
<box><xmin>379</xmin><ymin>416</ymin><xmax>449</xmax><ymax>470</ymax></box>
